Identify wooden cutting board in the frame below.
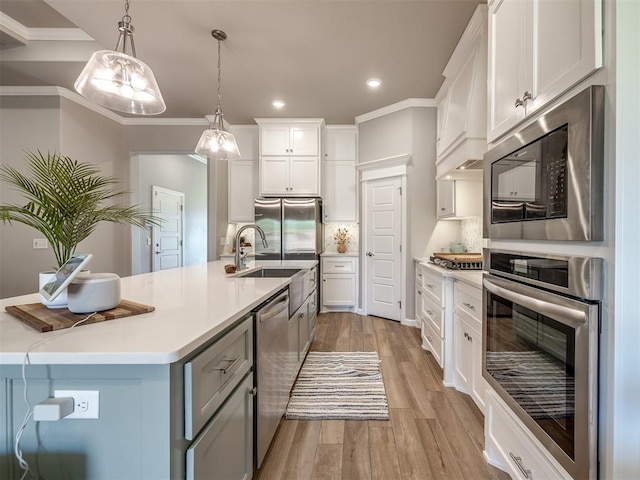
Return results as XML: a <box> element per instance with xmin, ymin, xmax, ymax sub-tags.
<box><xmin>432</xmin><ymin>252</ymin><xmax>483</xmax><ymax>262</ymax></box>
<box><xmin>5</xmin><ymin>300</ymin><xmax>155</xmax><ymax>333</ymax></box>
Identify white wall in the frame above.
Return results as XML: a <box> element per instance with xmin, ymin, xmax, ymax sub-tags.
<box><xmin>133</xmin><ymin>154</ymin><xmax>207</xmax><ymax>274</ymax></box>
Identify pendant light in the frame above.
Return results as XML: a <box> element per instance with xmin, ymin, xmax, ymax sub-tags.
<box><xmin>194</xmin><ymin>30</ymin><xmax>240</xmax><ymax>160</ymax></box>
<box><xmin>74</xmin><ymin>0</ymin><xmax>165</xmax><ymax>115</ymax></box>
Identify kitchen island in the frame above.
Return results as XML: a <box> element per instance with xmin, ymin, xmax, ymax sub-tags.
<box><xmin>0</xmin><ymin>259</ymin><xmax>316</xmax><ymax>480</ymax></box>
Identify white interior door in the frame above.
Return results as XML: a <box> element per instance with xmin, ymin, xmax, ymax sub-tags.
<box><xmin>365</xmin><ymin>177</ymin><xmax>402</xmax><ymax>321</ymax></box>
<box><xmin>152</xmin><ymin>186</ymin><xmax>184</xmax><ymax>272</ymax></box>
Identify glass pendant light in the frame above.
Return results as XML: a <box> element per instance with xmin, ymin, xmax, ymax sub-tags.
<box><xmin>194</xmin><ymin>30</ymin><xmax>240</xmax><ymax>160</ymax></box>
<box><xmin>74</xmin><ymin>0</ymin><xmax>165</xmax><ymax>115</ymax></box>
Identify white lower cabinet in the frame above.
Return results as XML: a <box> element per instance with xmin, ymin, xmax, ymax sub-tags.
<box><xmin>186</xmin><ymin>373</ymin><xmax>254</xmax><ymax>480</ymax></box>
<box><xmin>453</xmin><ymin>280</ymin><xmax>486</xmax><ymax>413</ymax></box>
<box><xmin>321</xmin><ymin>256</ymin><xmax>358</xmax><ymax>311</ymax></box>
<box><xmin>485</xmin><ymin>389</ymin><xmax>572</xmax><ymax>480</ymax></box>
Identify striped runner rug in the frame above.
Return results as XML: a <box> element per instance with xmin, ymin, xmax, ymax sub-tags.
<box><xmin>285</xmin><ymin>351</ymin><xmax>389</xmax><ymax>420</ymax></box>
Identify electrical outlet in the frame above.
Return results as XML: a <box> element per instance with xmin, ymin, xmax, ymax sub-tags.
<box><xmin>33</xmin><ymin>238</ymin><xmax>48</xmax><ymax>249</ymax></box>
<box><xmin>54</xmin><ymin>390</ymin><xmax>99</xmax><ymax>419</ymax></box>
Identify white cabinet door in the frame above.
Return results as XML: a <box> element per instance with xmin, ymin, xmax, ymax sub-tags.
<box><xmin>531</xmin><ymin>0</ymin><xmax>602</xmax><ymax>113</ymax></box>
<box><xmin>290</xmin><ymin>125</ymin><xmax>319</xmax><ymax>156</ymax></box>
<box><xmin>260</xmin><ymin>125</ymin><xmax>291</xmax><ymax>155</ymax></box>
<box><xmin>261</xmin><ymin>124</ymin><xmax>319</xmax><ymax>156</ymax></box>
<box><xmin>468</xmin><ymin>324</ymin><xmax>487</xmax><ymax>412</ymax></box>
<box><xmin>260</xmin><ymin>157</ymin><xmax>289</xmax><ymax>195</ymax></box>
<box><xmin>322</xmin><ymin>273</ymin><xmax>356</xmax><ymax>306</ymax></box>
<box><xmin>324</xmin><ymin>128</ymin><xmax>356</xmax><ymax>160</ymax></box>
<box><xmin>324</xmin><ymin>161</ymin><xmax>357</xmax><ymax>222</ymax></box>
<box><xmin>228</xmin><ymin>160</ymin><xmax>257</xmax><ymax>223</ymax></box>
<box><xmin>488</xmin><ymin>0</ymin><xmax>602</xmax><ymax>142</ymax></box>
<box><xmin>289</xmin><ymin>156</ymin><xmax>319</xmax><ymax>195</ymax></box>
<box><xmin>454</xmin><ymin>313</ymin><xmax>473</xmax><ymax>393</ymax></box>
<box><xmin>488</xmin><ymin>0</ymin><xmax>528</xmax><ymax>142</ymax></box>
<box><xmin>437</xmin><ymin>179</ymin><xmax>455</xmax><ymax>218</ymax></box>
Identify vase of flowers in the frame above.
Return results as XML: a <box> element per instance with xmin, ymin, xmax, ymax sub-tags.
<box><xmin>334</xmin><ymin>227</ymin><xmax>350</xmax><ymax>253</ymax></box>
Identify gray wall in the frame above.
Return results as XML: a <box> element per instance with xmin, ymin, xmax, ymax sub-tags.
<box><xmin>133</xmin><ymin>154</ymin><xmax>207</xmax><ymax>275</ymax></box>
<box><xmin>123</xmin><ymin>125</ymin><xmax>228</xmax><ymax>265</ymax></box>
<box><xmin>357</xmin><ymin>106</ymin><xmax>460</xmax><ymax>319</ymax></box>
<box><xmin>0</xmin><ymin>97</ymin><xmax>226</xmax><ymax>298</ymax></box>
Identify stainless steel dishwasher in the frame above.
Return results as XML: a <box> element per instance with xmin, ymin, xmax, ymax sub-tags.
<box><xmin>254</xmin><ymin>289</ymin><xmax>290</xmax><ymax>468</ymax></box>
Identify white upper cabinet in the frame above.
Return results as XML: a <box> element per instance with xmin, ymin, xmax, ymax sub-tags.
<box><xmin>255</xmin><ymin>119</ymin><xmax>324</xmax><ymax>196</ymax></box>
<box><xmin>323</xmin><ymin>126</ymin><xmax>357</xmax><ymax>223</ymax></box>
<box><xmin>324</xmin><ymin>127</ymin><xmax>357</xmax><ymax>160</ymax></box>
<box><xmin>228</xmin><ymin>160</ymin><xmax>258</xmax><ymax>222</ymax></box>
<box><xmin>488</xmin><ymin>0</ymin><xmax>603</xmax><ymax>143</ymax></box>
<box><xmin>435</xmin><ymin>5</ymin><xmax>488</xmax><ymax>178</ymax></box>
<box><xmin>437</xmin><ymin>179</ymin><xmax>483</xmax><ymax>220</ymax></box>
<box><xmin>259</xmin><ymin>122</ymin><xmax>320</xmax><ymax>156</ymax></box>
<box><xmin>228</xmin><ymin>126</ymin><xmax>259</xmax><ymax>223</ymax></box>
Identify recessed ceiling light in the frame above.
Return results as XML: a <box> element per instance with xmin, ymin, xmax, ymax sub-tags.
<box><xmin>272</xmin><ymin>100</ymin><xmax>286</xmax><ymax>109</ymax></box>
<box><xmin>367</xmin><ymin>78</ymin><xmax>382</xmax><ymax>89</ymax></box>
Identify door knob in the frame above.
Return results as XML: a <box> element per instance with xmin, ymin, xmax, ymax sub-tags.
<box><xmin>366</xmin><ymin>252</ymin><xmax>374</xmax><ymax>257</ymax></box>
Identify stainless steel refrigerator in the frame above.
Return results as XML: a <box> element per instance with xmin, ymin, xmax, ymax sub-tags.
<box><xmin>254</xmin><ymin>198</ymin><xmax>323</xmax><ymax>260</ymax></box>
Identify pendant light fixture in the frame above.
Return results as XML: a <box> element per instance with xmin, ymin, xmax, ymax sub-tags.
<box><xmin>194</xmin><ymin>29</ymin><xmax>240</xmax><ymax>160</ymax></box>
<box><xmin>74</xmin><ymin>0</ymin><xmax>165</xmax><ymax>115</ymax></box>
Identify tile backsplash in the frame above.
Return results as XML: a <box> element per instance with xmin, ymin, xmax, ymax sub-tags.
<box><xmin>324</xmin><ymin>223</ymin><xmax>359</xmax><ymax>254</ymax></box>
<box><xmin>460</xmin><ymin>217</ymin><xmax>483</xmax><ymax>253</ymax></box>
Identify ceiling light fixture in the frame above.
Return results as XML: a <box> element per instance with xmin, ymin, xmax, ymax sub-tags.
<box><xmin>272</xmin><ymin>100</ymin><xmax>286</xmax><ymax>109</ymax></box>
<box><xmin>367</xmin><ymin>78</ymin><xmax>382</xmax><ymax>89</ymax></box>
<box><xmin>194</xmin><ymin>29</ymin><xmax>240</xmax><ymax>160</ymax></box>
<box><xmin>74</xmin><ymin>0</ymin><xmax>165</xmax><ymax>115</ymax></box>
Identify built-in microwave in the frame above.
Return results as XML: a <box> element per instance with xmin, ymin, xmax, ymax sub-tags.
<box><xmin>483</xmin><ymin>85</ymin><xmax>604</xmax><ymax>241</ymax></box>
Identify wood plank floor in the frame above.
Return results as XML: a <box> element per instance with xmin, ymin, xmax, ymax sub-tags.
<box><xmin>254</xmin><ymin>312</ymin><xmax>511</xmax><ymax>480</ymax></box>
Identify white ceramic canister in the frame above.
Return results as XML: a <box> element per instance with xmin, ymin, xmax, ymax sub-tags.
<box><xmin>67</xmin><ymin>273</ymin><xmax>121</xmax><ymax>313</ymax></box>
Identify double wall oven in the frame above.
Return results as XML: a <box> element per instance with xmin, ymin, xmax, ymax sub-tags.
<box><xmin>483</xmin><ymin>250</ymin><xmax>601</xmax><ymax>479</ymax></box>
<box><xmin>482</xmin><ymin>85</ymin><xmax>605</xmax><ymax>480</ymax></box>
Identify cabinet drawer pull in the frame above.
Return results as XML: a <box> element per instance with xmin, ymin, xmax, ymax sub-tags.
<box><xmin>214</xmin><ymin>355</ymin><xmax>243</xmax><ymax>375</ymax></box>
<box><xmin>417</xmin><ymin>290</ymin><xmax>422</xmax><ymax>295</ymax></box>
<box><xmin>417</xmin><ymin>274</ymin><xmax>423</xmax><ymax>278</ymax></box>
<box><xmin>509</xmin><ymin>453</ymin><xmax>531</xmax><ymax>479</ymax></box>
<box><xmin>426</xmin><ymin>284</ymin><xmax>434</xmax><ymax>289</ymax></box>
<box><xmin>463</xmin><ymin>302</ymin><xmax>476</xmax><ymax>311</ymax></box>
<box><xmin>334</xmin><ymin>265</ymin><xmax>345</xmax><ymax>268</ymax></box>
<box><xmin>426</xmin><ymin>310</ymin><xmax>434</xmax><ymax>316</ymax></box>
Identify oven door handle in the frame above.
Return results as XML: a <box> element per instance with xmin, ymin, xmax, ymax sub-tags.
<box><xmin>483</xmin><ymin>277</ymin><xmax>588</xmax><ymax>326</ymax></box>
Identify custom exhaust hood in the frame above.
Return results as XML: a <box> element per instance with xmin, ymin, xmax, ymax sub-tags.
<box><xmin>435</xmin><ymin>5</ymin><xmax>487</xmax><ymax>180</ymax></box>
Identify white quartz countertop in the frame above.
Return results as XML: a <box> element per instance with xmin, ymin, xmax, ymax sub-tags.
<box><xmin>0</xmin><ymin>259</ymin><xmax>317</xmax><ymax>365</ymax></box>
<box><xmin>320</xmin><ymin>252</ymin><xmax>359</xmax><ymax>257</ymax></box>
<box><xmin>414</xmin><ymin>258</ymin><xmax>483</xmax><ymax>289</ymax></box>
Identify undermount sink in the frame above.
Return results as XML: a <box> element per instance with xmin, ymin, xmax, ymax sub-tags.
<box><xmin>236</xmin><ymin>268</ymin><xmax>302</xmax><ymax>278</ymax></box>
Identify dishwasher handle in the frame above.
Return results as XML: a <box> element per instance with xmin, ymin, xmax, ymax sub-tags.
<box><xmin>258</xmin><ymin>291</ymin><xmax>289</xmax><ymax>322</ymax></box>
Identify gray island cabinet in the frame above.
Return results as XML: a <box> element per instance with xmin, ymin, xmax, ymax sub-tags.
<box><xmin>0</xmin><ymin>260</ymin><xmax>315</xmax><ymax>479</ymax></box>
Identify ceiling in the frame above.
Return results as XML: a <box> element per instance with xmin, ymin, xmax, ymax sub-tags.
<box><xmin>0</xmin><ymin>0</ymin><xmax>485</xmax><ymax>124</ymax></box>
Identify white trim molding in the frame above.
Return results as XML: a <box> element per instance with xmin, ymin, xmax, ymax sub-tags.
<box><xmin>355</xmin><ymin>98</ymin><xmax>436</xmax><ymax>124</ymax></box>
<box><xmin>357</xmin><ymin>154</ymin><xmax>412</xmax><ymax>182</ymax></box>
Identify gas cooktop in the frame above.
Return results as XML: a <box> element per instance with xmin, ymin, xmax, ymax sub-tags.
<box><xmin>429</xmin><ymin>253</ymin><xmax>483</xmax><ymax>270</ymax></box>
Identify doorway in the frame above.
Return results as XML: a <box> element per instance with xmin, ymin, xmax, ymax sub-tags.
<box><xmin>130</xmin><ymin>153</ymin><xmax>207</xmax><ymax>275</ymax></box>
<box><xmin>152</xmin><ymin>186</ymin><xmax>184</xmax><ymax>271</ymax></box>
<box><xmin>359</xmin><ymin>154</ymin><xmax>410</xmax><ymax>322</ymax></box>
<box><xmin>364</xmin><ymin>177</ymin><xmax>403</xmax><ymax>320</ymax></box>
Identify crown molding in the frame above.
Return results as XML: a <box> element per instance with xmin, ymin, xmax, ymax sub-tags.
<box><xmin>0</xmin><ymin>86</ymin><xmax>210</xmax><ymax>126</ymax></box>
<box><xmin>0</xmin><ymin>13</ymin><xmax>93</xmax><ymax>43</ymax></box>
<box><xmin>355</xmin><ymin>98</ymin><xmax>436</xmax><ymax>124</ymax></box>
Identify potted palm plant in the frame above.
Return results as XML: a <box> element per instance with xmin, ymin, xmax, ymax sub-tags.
<box><xmin>0</xmin><ymin>150</ymin><xmax>160</xmax><ymax>306</ymax></box>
